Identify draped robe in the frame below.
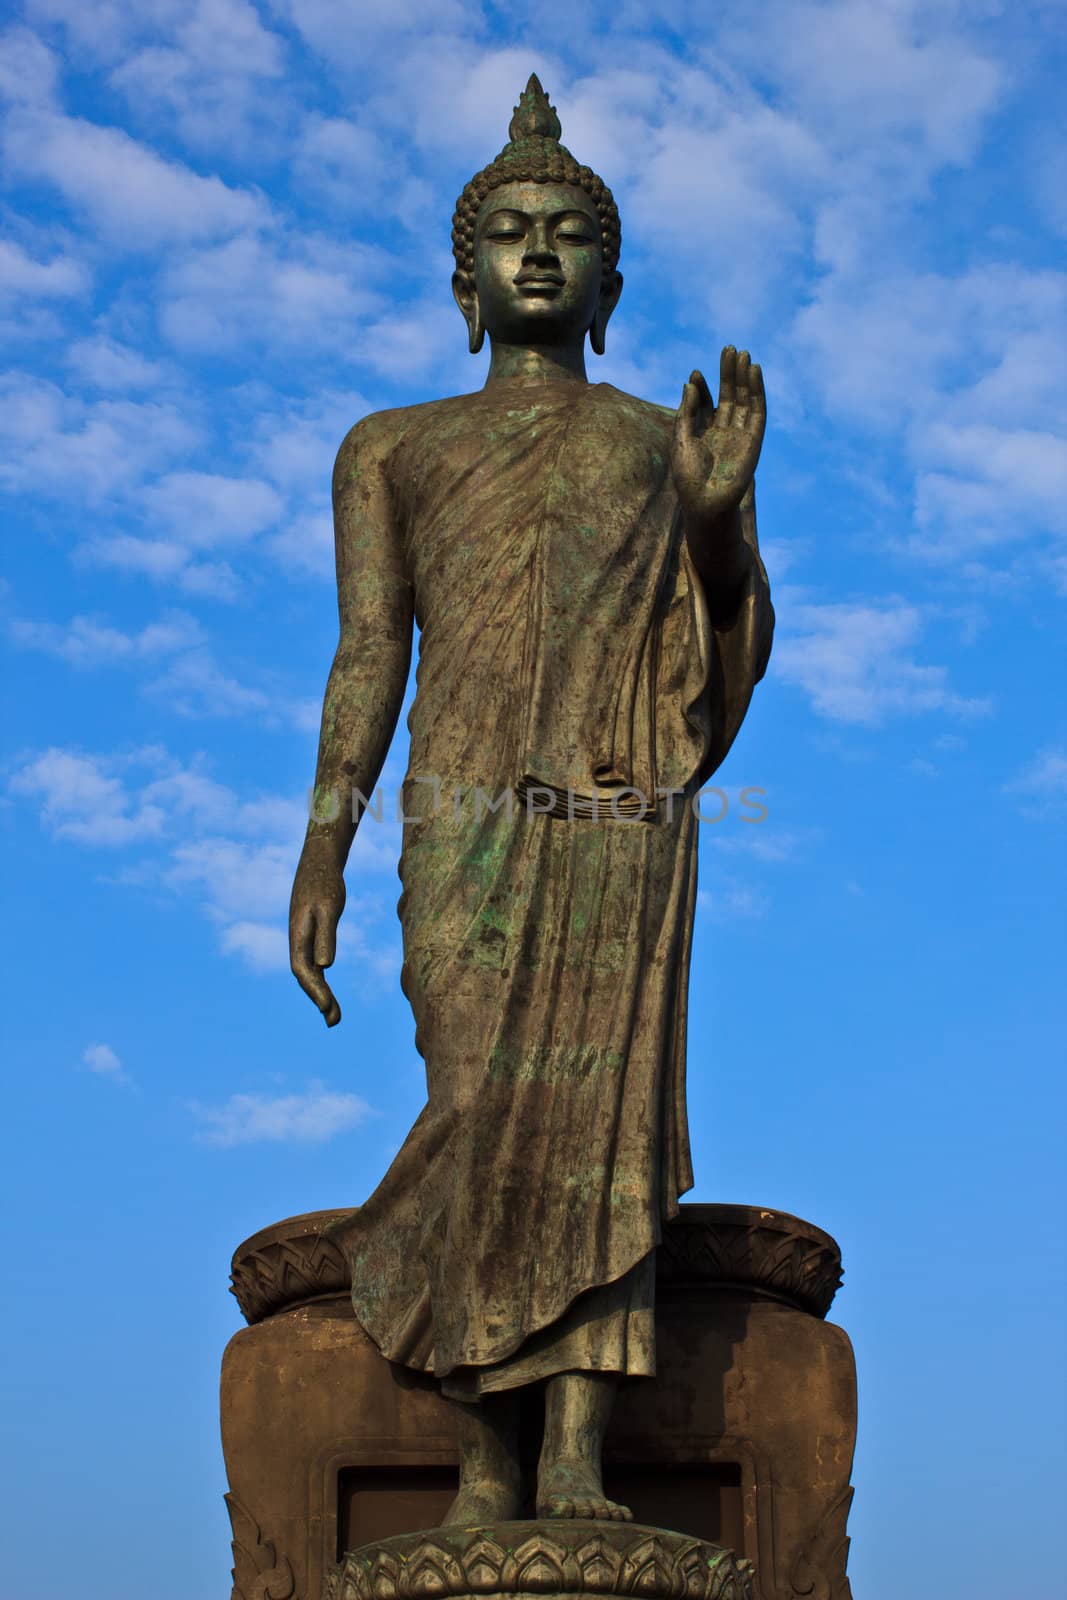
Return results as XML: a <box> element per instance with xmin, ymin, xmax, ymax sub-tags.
<box><xmin>329</xmin><ymin>379</ymin><xmax>773</xmax><ymax>1395</ymax></box>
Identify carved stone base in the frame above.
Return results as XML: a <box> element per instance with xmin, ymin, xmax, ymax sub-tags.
<box><xmin>323</xmin><ymin>1522</ymin><xmax>754</xmax><ymax>1600</ymax></box>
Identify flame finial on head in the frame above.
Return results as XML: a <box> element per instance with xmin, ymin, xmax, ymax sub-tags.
<box><xmin>507</xmin><ymin>74</ymin><xmax>562</xmax><ymax>143</ymax></box>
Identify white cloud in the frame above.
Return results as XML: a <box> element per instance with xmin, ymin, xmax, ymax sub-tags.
<box><xmin>9</xmin><ymin>747</ymin><xmax>307</xmax><ymax>857</ymax></box>
<box><xmin>67</xmin><ymin>335</ymin><xmax>165</xmax><ymax>390</ymax></box>
<box><xmin>251</xmin><ymin>390</ymin><xmax>367</xmax><ymax>493</ymax></box>
<box><xmin>626</xmin><ymin>82</ymin><xmax>825</xmax><ymax>321</ymax></box>
<box><xmin>82</xmin><ymin>1041</ymin><xmax>130</xmax><ymax>1083</ymax></box>
<box><xmin>110</xmin><ymin>0</ymin><xmax>287</xmax><ymax>153</ymax></box>
<box><xmin>9</xmin><ymin>609</ymin><xmax>203</xmax><ymax>666</ymax></box>
<box><xmin>167</xmin><ymin>835</ymin><xmax>298</xmax><ymax>923</ymax></box>
<box><xmin>81</xmin><ymin>536</ymin><xmax>242</xmax><ymax>601</ymax></box>
<box><xmin>189</xmin><ymin>1078</ymin><xmax>373</xmax><ymax>1146</ymax></box>
<box><xmin>22</xmin><ymin>0</ymin><xmax>185</xmax><ymax>63</ymax></box>
<box><xmin>913</xmin><ymin>423</ymin><xmax>1067</xmax><ymax>558</ymax></box>
<box><xmin>270</xmin><ymin>0</ymin><xmax>480</xmax><ymax>62</ymax></box>
<box><xmin>159</xmin><ymin>233</ymin><xmax>388</xmax><ymax>352</ymax></box>
<box><xmin>697</xmin><ymin>879</ymin><xmax>769</xmax><ymax>921</ymax></box>
<box><xmin>0</xmin><ymin>374</ymin><xmax>290</xmax><ymax>598</ymax></box>
<box><xmin>292</xmin><ymin>114</ymin><xmax>434</xmax><ymax>217</ymax></box>
<box><xmin>220</xmin><ymin>919</ymin><xmax>289</xmax><ymax>972</ymax></box>
<box><xmin>360</xmin><ymin>298</ymin><xmax>464</xmax><ymax>382</ymax></box>
<box><xmin>1003</xmin><ymin>745</ymin><xmax>1067</xmax><ymax>818</ymax></box>
<box><xmin>0</xmin><ymin>237</ymin><xmax>88</xmax><ymax>302</ymax></box>
<box><xmin>247</xmin><ymin>392</ymin><xmax>367</xmax><ymax>578</ymax></box>
<box><xmin>773</xmin><ymin>593</ymin><xmax>991</xmax><ymax>725</ymax></box>
<box><xmin>7</xmin><ymin>601</ymin><xmax>316</xmax><ymax>725</ymax></box>
<box><xmin>143</xmin><ymin>470</ymin><xmax>284</xmax><ymax>547</ymax></box>
<box><xmin>790</xmin><ymin>266</ymin><xmax>1066</xmax><ymax>434</ymax></box>
<box><xmin>0</xmin><ymin>373</ymin><xmax>200</xmax><ymax>501</ymax></box>
<box><xmin>4</xmin><ymin>102</ymin><xmax>269</xmax><ymax>246</ymax></box>
<box><xmin>9</xmin><ymin>748</ymin><xmax>167</xmax><ymax>845</ymax></box>
<box><xmin>0</xmin><ymin>24</ymin><xmax>59</xmax><ymax>106</ymax></box>
<box><xmin>721</xmin><ymin>0</ymin><xmax>1001</xmax><ymax>165</ymax></box>
<box><xmin>146</xmin><ymin>648</ymin><xmax>277</xmax><ymax>720</ymax></box>
<box><xmin>1</xmin><ymin>404</ymin><xmax>294</xmax><ymax>591</ymax></box>
<box><xmin>268</xmin><ymin>510</ymin><xmax>335</xmax><ymax>579</ymax></box>
<box><xmin>9</xmin><ymin>740</ymin><xmax>407</xmax><ymax>981</ymax></box>
<box><xmin>711</xmin><ymin>823</ymin><xmax>811</xmax><ymax>865</ymax></box>
<box><xmin>787</xmin><ymin>263</ymin><xmax>1067</xmax><ymax>571</ymax></box>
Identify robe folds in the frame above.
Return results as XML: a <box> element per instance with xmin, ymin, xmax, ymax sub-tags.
<box><xmin>328</xmin><ymin>379</ymin><xmax>773</xmax><ymax>1394</ymax></box>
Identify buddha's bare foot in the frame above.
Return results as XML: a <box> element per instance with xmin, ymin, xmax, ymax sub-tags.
<box><xmin>536</xmin><ymin>1457</ymin><xmax>632</xmax><ymax>1522</ymax></box>
<box><xmin>441</xmin><ymin>1391</ymin><xmax>522</xmax><ymax>1527</ymax></box>
<box><xmin>443</xmin><ymin>1473</ymin><xmax>522</xmax><ymax>1527</ymax></box>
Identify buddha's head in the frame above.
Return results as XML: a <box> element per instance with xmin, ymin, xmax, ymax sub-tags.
<box><xmin>452</xmin><ymin>76</ymin><xmax>623</xmax><ymax>355</ymax></box>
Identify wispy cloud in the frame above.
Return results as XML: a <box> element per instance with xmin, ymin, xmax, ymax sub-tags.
<box><xmin>1003</xmin><ymin>745</ymin><xmax>1067</xmax><ymax>819</ymax></box>
<box><xmin>81</xmin><ymin>1040</ymin><xmax>130</xmax><ymax>1084</ymax></box>
<box><xmin>2</xmin><ymin>30</ymin><xmax>269</xmax><ymax>246</ymax></box>
<box><xmin>142</xmin><ymin>470</ymin><xmax>284</xmax><ymax>548</ymax></box>
<box><xmin>80</xmin><ymin>537</ymin><xmax>241</xmax><ymax>601</ymax></box>
<box><xmin>158</xmin><ymin>232</ymin><xmax>389</xmax><ymax>353</ymax></box>
<box><xmin>67</xmin><ymin>334</ymin><xmax>167</xmax><ymax>391</ymax></box>
<box><xmin>7</xmin><ymin>607</ymin><xmax>311</xmax><ymax>725</ymax></box>
<box><xmin>190</xmin><ymin>1079</ymin><xmax>374</xmax><ymax>1146</ymax></box>
<box><xmin>0</xmin><ymin>235</ymin><xmax>88</xmax><ymax>302</ymax></box>
<box><xmin>108</xmin><ymin>0</ymin><xmax>287</xmax><ymax>154</ymax></box>
<box><xmin>773</xmin><ymin>593</ymin><xmax>991</xmax><ymax>725</ymax></box>
<box><xmin>697</xmin><ymin>879</ymin><xmax>770</xmax><ymax>922</ymax></box>
<box><xmin>7</xmin><ymin>744</ymin><xmax>402</xmax><ymax>977</ymax></box>
<box><xmin>0</xmin><ymin>373</ymin><xmax>201</xmax><ymax>501</ymax></box>
<box><xmin>9</xmin><ymin>609</ymin><xmax>204</xmax><ymax>666</ymax></box>
<box><xmin>10</xmin><ymin>748</ymin><xmax>168</xmax><ymax>845</ymax></box>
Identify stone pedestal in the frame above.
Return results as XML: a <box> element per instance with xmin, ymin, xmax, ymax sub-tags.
<box><xmin>222</xmin><ymin>1204</ymin><xmax>856</xmax><ymax>1600</ymax></box>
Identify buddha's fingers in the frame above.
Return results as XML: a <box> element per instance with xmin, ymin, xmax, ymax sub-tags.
<box><xmin>314</xmin><ymin>914</ymin><xmax>337</xmax><ymax>970</ymax></box>
<box><xmin>717</xmin><ymin>345</ymin><xmax>737</xmax><ymax>426</ymax></box>
<box><xmin>689</xmin><ymin>367</ymin><xmax>714</xmax><ymax>414</ymax></box>
<box><xmin>677</xmin><ymin>378</ymin><xmax>701</xmax><ymax>436</ymax></box>
<box><xmin>749</xmin><ymin>362</ymin><xmax>766</xmax><ymax>419</ymax></box>
<box><xmin>734</xmin><ymin>350</ymin><xmax>751</xmax><ymax>428</ymax></box>
<box><xmin>291</xmin><ymin>912</ymin><xmax>342</xmax><ymax>1026</ymax></box>
<box><xmin>747</xmin><ymin>362</ymin><xmax>767</xmax><ymax>457</ymax></box>
<box><xmin>295</xmin><ymin>958</ymin><xmax>342</xmax><ymax>1026</ymax></box>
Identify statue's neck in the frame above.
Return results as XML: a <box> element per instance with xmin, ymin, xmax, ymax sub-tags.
<box><xmin>484</xmin><ymin>339</ymin><xmax>588</xmax><ymax>387</ymax></box>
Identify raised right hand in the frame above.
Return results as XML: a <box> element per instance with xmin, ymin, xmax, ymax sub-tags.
<box><xmin>671</xmin><ymin>346</ymin><xmax>766</xmax><ymax>528</ymax></box>
<box><xmin>289</xmin><ymin>837</ymin><xmax>346</xmax><ymax>1027</ymax></box>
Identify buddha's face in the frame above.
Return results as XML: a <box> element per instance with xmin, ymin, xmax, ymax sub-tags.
<box><xmin>458</xmin><ymin>180</ymin><xmax>621</xmax><ymax>350</ymax></box>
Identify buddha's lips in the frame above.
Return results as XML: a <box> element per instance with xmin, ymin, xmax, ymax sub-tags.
<box><xmin>514</xmin><ymin>270</ymin><xmax>565</xmax><ymax>287</ymax></box>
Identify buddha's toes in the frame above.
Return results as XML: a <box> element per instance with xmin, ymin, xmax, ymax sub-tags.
<box><xmin>536</xmin><ymin>1460</ymin><xmax>632</xmax><ymax>1522</ymax></box>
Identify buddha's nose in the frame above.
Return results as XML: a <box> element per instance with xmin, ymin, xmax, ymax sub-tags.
<box><xmin>522</xmin><ymin>221</ymin><xmax>558</xmax><ymax>263</ymax></box>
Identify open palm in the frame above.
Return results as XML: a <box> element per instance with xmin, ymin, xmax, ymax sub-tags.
<box><xmin>671</xmin><ymin>346</ymin><xmax>766</xmax><ymax>525</ymax></box>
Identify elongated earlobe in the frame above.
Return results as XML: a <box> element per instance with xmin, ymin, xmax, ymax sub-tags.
<box><xmin>452</xmin><ymin>272</ymin><xmax>484</xmax><ymax>355</ymax></box>
<box><xmin>590</xmin><ymin>271</ymin><xmax>623</xmax><ymax>357</ymax></box>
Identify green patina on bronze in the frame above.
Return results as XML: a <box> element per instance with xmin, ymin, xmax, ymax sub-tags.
<box><xmin>288</xmin><ymin>74</ymin><xmax>773</xmax><ymax>1528</ymax></box>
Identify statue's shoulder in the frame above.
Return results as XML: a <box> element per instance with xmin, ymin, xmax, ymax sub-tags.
<box><xmin>594</xmin><ymin>384</ymin><xmax>676</xmax><ymax>436</ymax></box>
<box><xmin>333</xmin><ymin>395</ymin><xmax>475</xmax><ymax>479</ymax></box>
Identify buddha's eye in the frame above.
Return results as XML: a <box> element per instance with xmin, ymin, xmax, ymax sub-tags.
<box><xmin>483</xmin><ymin>214</ymin><xmax>526</xmax><ymax>242</ymax></box>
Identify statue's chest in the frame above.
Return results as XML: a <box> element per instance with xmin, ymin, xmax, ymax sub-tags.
<box><xmin>396</xmin><ymin>402</ymin><xmax>672</xmax><ymax>591</ymax></box>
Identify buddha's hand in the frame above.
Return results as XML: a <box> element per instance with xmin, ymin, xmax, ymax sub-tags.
<box><xmin>671</xmin><ymin>346</ymin><xmax>766</xmax><ymax>527</ymax></box>
<box><xmin>289</xmin><ymin>835</ymin><xmax>346</xmax><ymax>1027</ymax></box>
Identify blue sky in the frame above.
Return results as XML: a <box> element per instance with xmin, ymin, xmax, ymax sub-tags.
<box><xmin>2</xmin><ymin>2</ymin><xmax>1065</xmax><ymax>1597</ymax></box>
